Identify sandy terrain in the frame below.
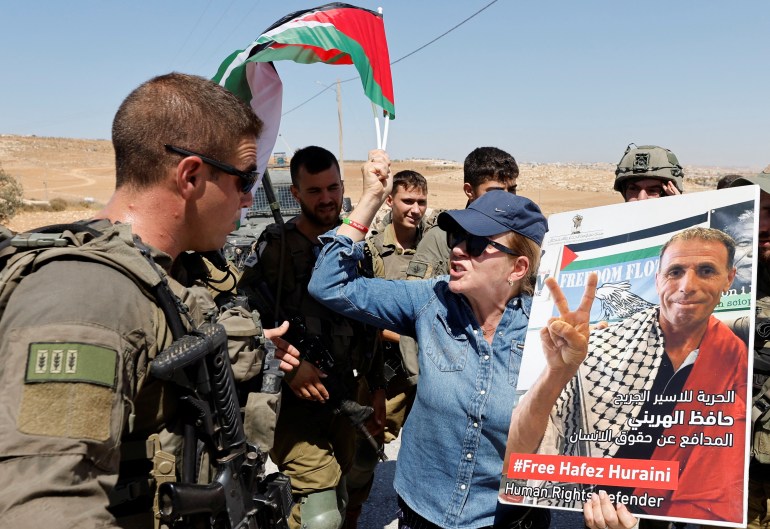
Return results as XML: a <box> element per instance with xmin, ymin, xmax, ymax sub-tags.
<box><xmin>1</xmin><ymin>134</ymin><xmax>740</xmax><ymax>233</ymax></box>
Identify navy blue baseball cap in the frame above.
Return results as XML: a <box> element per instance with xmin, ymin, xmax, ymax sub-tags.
<box><xmin>437</xmin><ymin>190</ymin><xmax>547</xmax><ymax>246</ymax></box>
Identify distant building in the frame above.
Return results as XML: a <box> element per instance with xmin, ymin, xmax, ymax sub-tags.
<box><xmin>270</xmin><ymin>152</ymin><xmax>289</xmax><ymax>167</ymax></box>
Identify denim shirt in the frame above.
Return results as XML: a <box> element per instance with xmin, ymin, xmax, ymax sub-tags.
<box><xmin>309</xmin><ymin>231</ymin><xmax>532</xmax><ymax>529</ymax></box>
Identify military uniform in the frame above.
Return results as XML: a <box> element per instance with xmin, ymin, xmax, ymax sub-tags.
<box><xmin>744</xmin><ymin>267</ymin><xmax>770</xmax><ymax>529</ymax></box>
<box><xmin>344</xmin><ymin>222</ymin><xmax>428</xmax><ymax>520</ymax></box>
<box><xmin>405</xmin><ymin>224</ymin><xmax>449</xmax><ymax>280</ymax></box>
<box><xmin>366</xmin><ymin>223</ymin><xmax>422</xmax><ymax>435</ymax></box>
<box><xmin>238</xmin><ymin>220</ymin><xmax>381</xmax><ymax>529</ymax></box>
<box><xmin>0</xmin><ymin>220</ymin><xmax>273</xmax><ymax>528</ymax></box>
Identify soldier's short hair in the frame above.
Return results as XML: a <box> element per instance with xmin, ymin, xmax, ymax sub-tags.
<box><xmin>392</xmin><ymin>170</ymin><xmax>427</xmax><ymax>195</ymax></box>
<box><xmin>290</xmin><ymin>146</ymin><xmax>340</xmax><ymax>187</ymax></box>
<box><xmin>463</xmin><ymin>147</ymin><xmax>519</xmax><ymax>189</ymax></box>
<box><xmin>112</xmin><ymin>72</ymin><xmax>263</xmax><ymax>190</ymax></box>
<box><xmin>716</xmin><ymin>174</ymin><xmax>744</xmax><ymax>190</ymax></box>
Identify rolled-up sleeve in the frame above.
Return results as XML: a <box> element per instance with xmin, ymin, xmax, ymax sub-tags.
<box><xmin>309</xmin><ymin>230</ymin><xmax>435</xmax><ymax>338</ymax></box>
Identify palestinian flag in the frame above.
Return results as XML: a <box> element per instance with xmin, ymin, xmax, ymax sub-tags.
<box><xmin>214</xmin><ymin>3</ymin><xmax>394</xmax><ymax>181</ymax></box>
<box><xmin>214</xmin><ymin>3</ymin><xmax>394</xmax><ymax>117</ymax></box>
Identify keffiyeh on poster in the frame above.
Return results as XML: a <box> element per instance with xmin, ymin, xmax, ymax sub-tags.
<box><xmin>500</xmin><ymin>186</ymin><xmax>757</xmax><ymax>527</ymax></box>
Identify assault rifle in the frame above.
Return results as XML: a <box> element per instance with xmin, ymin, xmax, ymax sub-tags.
<box><xmin>246</xmin><ymin>169</ymin><xmax>386</xmax><ymax>461</ymax></box>
<box><xmin>149</xmin><ymin>322</ymin><xmax>292</xmax><ymax>528</ymax></box>
<box><xmin>282</xmin><ymin>316</ymin><xmax>387</xmax><ymax>462</ymax></box>
<box><xmin>247</xmin><ymin>278</ymin><xmax>386</xmax><ymax>462</ymax></box>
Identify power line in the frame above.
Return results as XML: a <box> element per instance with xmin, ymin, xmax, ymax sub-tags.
<box><xmin>180</xmin><ymin>0</ymin><xmax>240</xmax><ymax>70</ymax></box>
<box><xmin>390</xmin><ymin>0</ymin><xmax>498</xmax><ymax>65</ymax></box>
<box><xmin>281</xmin><ymin>0</ymin><xmax>498</xmax><ymax>117</ymax></box>
<box><xmin>168</xmin><ymin>0</ymin><xmax>213</xmax><ymax>70</ymax></box>
<box><xmin>282</xmin><ymin>84</ymin><xmax>339</xmax><ymax>116</ymax></box>
<box><xmin>200</xmin><ymin>0</ymin><xmax>265</xmax><ymax>71</ymax></box>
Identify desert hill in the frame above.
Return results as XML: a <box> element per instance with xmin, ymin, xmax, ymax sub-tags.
<box><xmin>0</xmin><ymin>134</ymin><xmax>752</xmax><ymax>232</ymax></box>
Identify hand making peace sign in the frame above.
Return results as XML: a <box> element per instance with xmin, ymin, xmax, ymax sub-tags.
<box><xmin>539</xmin><ymin>273</ymin><xmax>598</xmax><ymax>373</ymax></box>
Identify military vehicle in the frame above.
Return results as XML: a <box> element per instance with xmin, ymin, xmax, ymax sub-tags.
<box><xmin>224</xmin><ymin>168</ymin><xmax>299</xmax><ymax>271</ymax></box>
<box><xmin>245</xmin><ymin>168</ymin><xmax>300</xmax><ymax>234</ymax></box>
<box><xmin>224</xmin><ymin>167</ymin><xmax>352</xmax><ymax>271</ymax></box>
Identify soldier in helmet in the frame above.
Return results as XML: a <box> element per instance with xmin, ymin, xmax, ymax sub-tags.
<box><xmin>614</xmin><ymin>144</ymin><xmax>684</xmax><ymax>202</ymax></box>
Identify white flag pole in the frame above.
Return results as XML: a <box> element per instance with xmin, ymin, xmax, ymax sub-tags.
<box><xmin>382</xmin><ymin>112</ymin><xmax>390</xmax><ymax>150</ymax></box>
<box><xmin>374</xmin><ymin>6</ymin><xmax>386</xmax><ymax>150</ymax></box>
<box><xmin>372</xmin><ymin>102</ymin><xmax>382</xmax><ymax>149</ymax></box>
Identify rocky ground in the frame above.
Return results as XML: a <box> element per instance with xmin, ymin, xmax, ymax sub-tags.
<box><xmin>3</xmin><ymin>134</ymin><xmax>754</xmax><ymax>232</ymax></box>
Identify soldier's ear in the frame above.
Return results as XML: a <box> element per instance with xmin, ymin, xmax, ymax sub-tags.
<box><xmin>176</xmin><ymin>156</ymin><xmax>206</xmax><ymax>199</ymax></box>
<box><xmin>463</xmin><ymin>182</ymin><xmax>474</xmax><ymax>201</ymax></box>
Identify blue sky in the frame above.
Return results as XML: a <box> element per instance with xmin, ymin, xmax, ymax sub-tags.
<box><xmin>2</xmin><ymin>1</ymin><xmax>768</xmax><ymax>167</ymax></box>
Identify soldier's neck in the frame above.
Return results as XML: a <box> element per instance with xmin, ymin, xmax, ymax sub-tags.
<box><xmin>96</xmin><ymin>187</ymin><xmax>185</xmax><ymax>260</ymax></box>
<box><xmin>392</xmin><ymin>222</ymin><xmax>418</xmax><ymax>251</ymax></box>
<box><xmin>294</xmin><ymin>215</ymin><xmax>336</xmax><ymax>243</ymax></box>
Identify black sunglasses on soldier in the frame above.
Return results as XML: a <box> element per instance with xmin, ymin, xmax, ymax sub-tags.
<box><xmin>164</xmin><ymin>144</ymin><xmax>259</xmax><ymax>194</ymax></box>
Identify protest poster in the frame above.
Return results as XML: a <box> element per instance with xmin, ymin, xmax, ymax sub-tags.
<box><xmin>500</xmin><ymin>186</ymin><xmax>757</xmax><ymax>527</ymax></box>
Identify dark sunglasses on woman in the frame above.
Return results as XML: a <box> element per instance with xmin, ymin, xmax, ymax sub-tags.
<box><xmin>447</xmin><ymin>229</ymin><xmax>517</xmax><ymax>257</ymax></box>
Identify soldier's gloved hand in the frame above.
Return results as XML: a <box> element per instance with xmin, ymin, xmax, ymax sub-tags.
<box><xmin>265</xmin><ymin>321</ymin><xmax>301</xmax><ymax>372</ymax></box>
<box><xmin>288</xmin><ymin>360</ymin><xmax>330</xmax><ymax>403</ymax></box>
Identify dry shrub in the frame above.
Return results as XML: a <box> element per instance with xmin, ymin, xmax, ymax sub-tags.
<box><xmin>0</xmin><ymin>166</ymin><xmax>24</xmax><ymax>223</ymax></box>
<box><xmin>49</xmin><ymin>198</ymin><xmax>68</xmax><ymax>212</ymax></box>
<box><xmin>79</xmin><ymin>199</ymin><xmax>100</xmax><ymax>209</ymax></box>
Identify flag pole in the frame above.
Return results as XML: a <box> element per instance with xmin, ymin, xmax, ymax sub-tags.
<box><xmin>374</xmin><ymin>6</ymin><xmax>386</xmax><ymax>150</ymax></box>
<box><xmin>372</xmin><ymin>102</ymin><xmax>382</xmax><ymax>149</ymax></box>
<box><xmin>382</xmin><ymin>112</ymin><xmax>390</xmax><ymax>150</ymax></box>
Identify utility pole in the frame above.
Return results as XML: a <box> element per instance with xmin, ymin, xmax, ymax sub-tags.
<box><xmin>335</xmin><ymin>79</ymin><xmax>344</xmax><ymax>179</ymax></box>
<box><xmin>317</xmin><ymin>80</ymin><xmax>345</xmax><ymax>179</ymax></box>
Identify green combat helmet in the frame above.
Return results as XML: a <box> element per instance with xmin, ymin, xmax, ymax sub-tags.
<box><xmin>614</xmin><ymin>144</ymin><xmax>684</xmax><ymax>194</ymax></box>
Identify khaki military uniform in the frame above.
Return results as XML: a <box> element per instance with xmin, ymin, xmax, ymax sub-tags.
<box><xmin>345</xmin><ymin>222</ymin><xmax>429</xmax><ymax>517</ymax></box>
<box><xmin>0</xmin><ymin>221</ymin><xmax>272</xmax><ymax>528</ymax></box>
<box><xmin>405</xmin><ymin>224</ymin><xmax>449</xmax><ymax>279</ymax></box>
<box><xmin>751</xmin><ymin>268</ymin><xmax>770</xmax><ymax>461</ymax></box>
<box><xmin>237</xmin><ymin>220</ymin><xmax>381</xmax><ymax>529</ymax></box>
<box><xmin>710</xmin><ymin>266</ymin><xmax>770</xmax><ymax>529</ymax></box>
<box><xmin>745</xmin><ymin>267</ymin><xmax>770</xmax><ymax>529</ymax></box>
<box><xmin>367</xmin><ymin>223</ymin><xmax>421</xmax><ymax>424</ymax></box>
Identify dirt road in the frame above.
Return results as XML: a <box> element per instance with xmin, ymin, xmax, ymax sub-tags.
<box><xmin>2</xmin><ymin>134</ymin><xmax>722</xmax><ymax>231</ymax></box>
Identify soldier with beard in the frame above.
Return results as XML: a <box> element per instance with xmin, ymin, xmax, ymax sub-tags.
<box><xmin>238</xmin><ymin>146</ymin><xmax>383</xmax><ymax>529</ymax></box>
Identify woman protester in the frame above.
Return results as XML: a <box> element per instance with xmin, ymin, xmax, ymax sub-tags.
<box><xmin>307</xmin><ymin>150</ymin><xmax>596</xmax><ymax>529</ymax></box>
